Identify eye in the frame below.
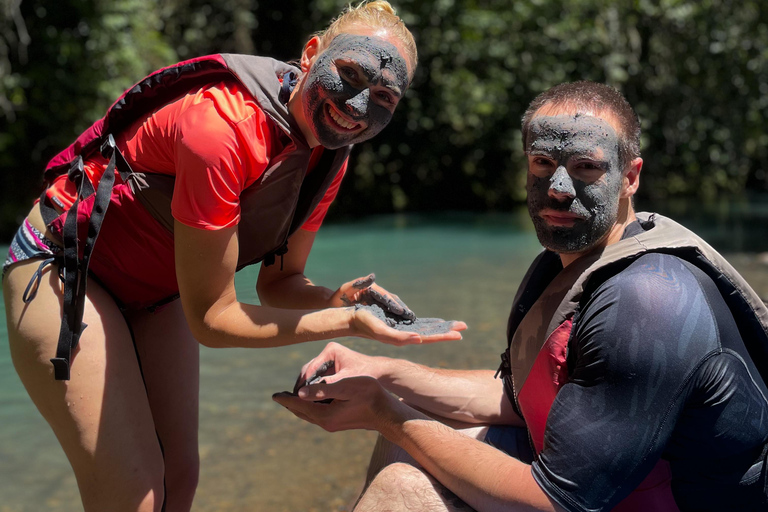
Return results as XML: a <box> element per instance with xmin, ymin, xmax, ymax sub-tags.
<box><xmin>571</xmin><ymin>161</ymin><xmax>607</xmax><ymax>182</ymax></box>
<box><xmin>338</xmin><ymin>65</ymin><xmax>359</xmax><ymax>82</ymax></box>
<box><xmin>375</xmin><ymin>91</ymin><xmax>394</xmax><ymax>105</ymax></box>
<box><xmin>528</xmin><ymin>156</ymin><xmax>556</xmax><ymax>177</ymax></box>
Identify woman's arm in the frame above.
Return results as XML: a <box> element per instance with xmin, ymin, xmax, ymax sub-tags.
<box><xmin>174</xmin><ymin>221</ymin><xmax>425</xmax><ymax>348</ymax></box>
<box><xmin>256</xmin><ymin>229</ymin><xmax>336</xmax><ymax>309</ymax></box>
<box><xmin>257</xmin><ymin>229</ymin><xmax>417</xmax><ymax>321</ymax></box>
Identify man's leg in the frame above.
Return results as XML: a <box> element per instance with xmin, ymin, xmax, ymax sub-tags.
<box><xmin>355</xmin><ymin>463</ymin><xmax>477</xmax><ymax>512</ymax></box>
<box><xmin>355</xmin><ymin>423</ymin><xmax>488</xmax><ymax>511</ymax></box>
<box><xmin>355</xmin><ymin>416</ymin><xmax>533</xmax><ymax>511</ymax></box>
<box><xmin>363</xmin><ymin>424</ymin><xmax>489</xmax><ymax>488</ymax></box>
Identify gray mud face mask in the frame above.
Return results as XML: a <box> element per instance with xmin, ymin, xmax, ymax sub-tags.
<box><xmin>525</xmin><ymin>114</ymin><xmax>624</xmax><ymax>254</ymax></box>
<box><xmin>302</xmin><ymin>33</ymin><xmax>409</xmax><ymax>149</ymax></box>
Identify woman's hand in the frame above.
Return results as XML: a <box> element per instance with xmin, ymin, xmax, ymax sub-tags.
<box><xmin>351</xmin><ymin>305</ymin><xmax>466</xmax><ymax>345</ymax></box>
<box><xmin>329</xmin><ymin>273</ymin><xmax>415</xmax><ymax>320</ymax></box>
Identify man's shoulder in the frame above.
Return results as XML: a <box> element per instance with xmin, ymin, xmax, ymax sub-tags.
<box><xmin>596</xmin><ymin>251</ymin><xmax>707</xmax><ymax>293</ymax></box>
<box><xmin>582</xmin><ymin>250</ymin><xmax>718</xmax><ymax>326</ymax></box>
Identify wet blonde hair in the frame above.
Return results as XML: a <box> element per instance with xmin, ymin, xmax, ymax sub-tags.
<box><xmin>315</xmin><ymin>1</ymin><xmax>418</xmax><ymax>79</ymax></box>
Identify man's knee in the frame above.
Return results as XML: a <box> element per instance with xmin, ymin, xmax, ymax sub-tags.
<box><xmin>357</xmin><ymin>463</ymin><xmax>478</xmax><ymax>512</ymax></box>
<box><xmin>376</xmin><ymin>461</ymin><xmax>430</xmax><ymax>484</ymax></box>
<box><xmin>365</xmin><ymin>434</ymin><xmax>420</xmax><ymax>484</ymax></box>
<box><xmin>356</xmin><ymin>463</ymin><xmax>441</xmax><ymax>511</ymax></box>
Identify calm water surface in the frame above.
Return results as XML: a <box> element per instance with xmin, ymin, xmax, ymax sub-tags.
<box><xmin>1</xmin><ymin>205</ymin><xmax>766</xmax><ymax>511</ymax></box>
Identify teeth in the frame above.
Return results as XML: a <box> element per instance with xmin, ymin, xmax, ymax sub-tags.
<box><xmin>328</xmin><ymin>106</ymin><xmax>359</xmax><ymax>130</ymax></box>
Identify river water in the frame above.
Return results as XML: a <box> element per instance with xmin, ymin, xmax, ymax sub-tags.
<box><xmin>1</xmin><ymin>204</ymin><xmax>766</xmax><ymax>511</ymax></box>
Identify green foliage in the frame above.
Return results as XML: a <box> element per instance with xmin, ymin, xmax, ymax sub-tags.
<box><xmin>330</xmin><ymin>0</ymin><xmax>768</xmax><ymax>217</ymax></box>
<box><xmin>1</xmin><ymin>0</ymin><xmax>766</xmax><ymax>237</ymax></box>
<box><xmin>0</xmin><ymin>0</ymin><xmax>176</xmax><ymax>236</ymax></box>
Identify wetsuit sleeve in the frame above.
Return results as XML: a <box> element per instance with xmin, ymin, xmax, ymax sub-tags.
<box><xmin>171</xmin><ymin>87</ymin><xmax>272</xmax><ymax>230</ymax></box>
<box><xmin>530</xmin><ymin>254</ymin><xmax>720</xmax><ymax>512</ymax></box>
<box><xmin>300</xmin><ymin>157</ymin><xmax>349</xmax><ymax>232</ymax></box>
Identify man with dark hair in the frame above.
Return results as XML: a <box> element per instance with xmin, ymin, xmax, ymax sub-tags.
<box><xmin>274</xmin><ymin>81</ymin><xmax>768</xmax><ymax>512</ymax></box>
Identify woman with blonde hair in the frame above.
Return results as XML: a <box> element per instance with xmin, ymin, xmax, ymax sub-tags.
<box><xmin>3</xmin><ymin>2</ymin><xmax>463</xmax><ymax>510</ymax></box>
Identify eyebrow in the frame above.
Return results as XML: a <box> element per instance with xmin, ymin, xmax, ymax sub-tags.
<box><xmin>380</xmin><ymin>80</ymin><xmax>403</xmax><ymax>97</ymax></box>
<box><xmin>526</xmin><ymin>148</ymin><xmax>609</xmax><ymax>162</ymax></box>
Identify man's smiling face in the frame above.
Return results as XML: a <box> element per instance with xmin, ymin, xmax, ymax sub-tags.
<box><xmin>302</xmin><ymin>33</ymin><xmax>409</xmax><ymax>149</ymax></box>
<box><xmin>525</xmin><ymin>112</ymin><xmax>625</xmax><ymax>254</ymax></box>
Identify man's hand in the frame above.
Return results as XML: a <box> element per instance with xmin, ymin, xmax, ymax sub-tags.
<box><xmin>274</xmin><ymin>376</ymin><xmax>405</xmax><ymax>433</ymax></box>
<box><xmin>291</xmin><ymin>342</ymin><xmax>382</xmax><ymax>394</ymax></box>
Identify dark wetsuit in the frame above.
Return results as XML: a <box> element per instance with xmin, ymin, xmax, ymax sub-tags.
<box><xmin>522</xmin><ymin>223</ymin><xmax>768</xmax><ymax>511</ymax></box>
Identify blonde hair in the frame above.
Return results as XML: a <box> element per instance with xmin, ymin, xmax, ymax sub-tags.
<box><xmin>315</xmin><ymin>1</ymin><xmax>418</xmax><ymax>78</ymax></box>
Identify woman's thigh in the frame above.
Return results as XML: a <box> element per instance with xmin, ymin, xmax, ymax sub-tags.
<box><xmin>3</xmin><ymin>260</ymin><xmax>165</xmax><ymax>511</ymax></box>
<box><xmin>125</xmin><ymin>300</ymin><xmax>200</xmax><ymax>505</ymax></box>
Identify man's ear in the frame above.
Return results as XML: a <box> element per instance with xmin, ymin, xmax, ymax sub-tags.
<box><xmin>300</xmin><ymin>36</ymin><xmax>322</xmax><ymax>73</ymax></box>
<box><xmin>621</xmin><ymin>157</ymin><xmax>643</xmax><ymax>198</ymax></box>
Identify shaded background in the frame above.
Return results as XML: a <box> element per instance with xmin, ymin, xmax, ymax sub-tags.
<box><xmin>1</xmin><ymin>0</ymin><xmax>767</xmax><ymax>241</ymax></box>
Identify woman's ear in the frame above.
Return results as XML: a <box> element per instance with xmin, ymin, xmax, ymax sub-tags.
<box><xmin>300</xmin><ymin>36</ymin><xmax>322</xmax><ymax>73</ymax></box>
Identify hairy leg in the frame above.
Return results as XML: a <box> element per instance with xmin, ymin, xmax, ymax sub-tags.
<box><xmin>363</xmin><ymin>423</ymin><xmax>488</xmax><ymax>487</ymax></box>
<box><xmin>125</xmin><ymin>301</ymin><xmax>200</xmax><ymax>512</ymax></box>
<box><xmin>355</xmin><ymin>463</ymin><xmax>477</xmax><ymax>512</ymax></box>
<box><xmin>4</xmin><ymin>261</ymin><xmax>165</xmax><ymax>511</ymax></box>
<box><xmin>355</xmin><ymin>421</ymin><xmax>487</xmax><ymax>509</ymax></box>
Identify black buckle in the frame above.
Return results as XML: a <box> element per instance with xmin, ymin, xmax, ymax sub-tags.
<box><xmin>100</xmin><ymin>133</ymin><xmax>117</xmax><ymax>158</ymax></box>
<box><xmin>67</xmin><ymin>155</ymin><xmax>84</xmax><ymax>182</ymax></box>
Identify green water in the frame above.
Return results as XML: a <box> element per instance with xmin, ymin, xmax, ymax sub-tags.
<box><xmin>1</xmin><ymin>205</ymin><xmax>766</xmax><ymax>511</ymax></box>
<box><xmin>0</xmin><ymin>211</ymin><xmax>545</xmax><ymax>511</ymax></box>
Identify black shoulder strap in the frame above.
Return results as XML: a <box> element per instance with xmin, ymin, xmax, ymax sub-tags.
<box><xmin>50</xmin><ymin>135</ymin><xmax>132</xmax><ymax>380</ymax></box>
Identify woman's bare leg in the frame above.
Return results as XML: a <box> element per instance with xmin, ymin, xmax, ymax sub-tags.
<box><xmin>126</xmin><ymin>301</ymin><xmax>200</xmax><ymax>512</ymax></box>
<box><xmin>4</xmin><ymin>261</ymin><xmax>166</xmax><ymax>511</ymax></box>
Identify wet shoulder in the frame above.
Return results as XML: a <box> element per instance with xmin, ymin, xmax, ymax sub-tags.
<box><xmin>574</xmin><ymin>252</ymin><xmax>723</xmax><ymax>367</ymax></box>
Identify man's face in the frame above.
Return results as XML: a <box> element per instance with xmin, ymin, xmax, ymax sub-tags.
<box><xmin>525</xmin><ymin>112</ymin><xmax>624</xmax><ymax>254</ymax></box>
<box><xmin>302</xmin><ymin>33</ymin><xmax>409</xmax><ymax>149</ymax></box>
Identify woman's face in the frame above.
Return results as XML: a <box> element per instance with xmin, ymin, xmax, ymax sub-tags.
<box><xmin>299</xmin><ymin>31</ymin><xmax>411</xmax><ymax>149</ymax></box>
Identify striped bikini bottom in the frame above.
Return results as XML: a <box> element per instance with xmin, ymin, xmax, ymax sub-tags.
<box><xmin>3</xmin><ymin>219</ymin><xmax>62</xmax><ymax>301</ymax></box>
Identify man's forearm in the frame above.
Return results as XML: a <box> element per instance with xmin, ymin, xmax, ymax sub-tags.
<box><xmin>376</xmin><ymin>399</ymin><xmax>560</xmax><ymax>512</ymax></box>
<box><xmin>376</xmin><ymin>358</ymin><xmax>523</xmax><ymax>426</ymax></box>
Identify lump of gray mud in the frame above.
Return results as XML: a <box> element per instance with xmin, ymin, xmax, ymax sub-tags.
<box><xmin>355</xmin><ymin>303</ymin><xmax>456</xmax><ymax>336</ymax></box>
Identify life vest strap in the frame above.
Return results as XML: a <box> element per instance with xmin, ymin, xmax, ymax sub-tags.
<box><xmin>50</xmin><ymin>135</ymin><xmax>125</xmax><ymax>380</ymax></box>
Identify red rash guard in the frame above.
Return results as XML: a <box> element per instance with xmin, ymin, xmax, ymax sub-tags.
<box><xmin>45</xmin><ymin>81</ymin><xmax>347</xmax><ymax>309</ymax></box>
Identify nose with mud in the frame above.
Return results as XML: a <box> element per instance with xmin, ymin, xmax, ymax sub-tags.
<box><xmin>345</xmin><ymin>88</ymin><xmax>370</xmax><ymax>117</ymax></box>
<box><xmin>549</xmin><ymin>165</ymin><xmax>576</xmax><ymax>198</ymax></box>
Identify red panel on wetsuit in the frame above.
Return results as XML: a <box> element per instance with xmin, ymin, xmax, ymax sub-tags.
<box><xmin>518</xmin><ymin>318</ymin><xmax>680</xmax><ymax>511</ymax></box>
<box><xmin>518</xmin><ymin>318</ymin><xmax>571</xmax><ymax>454</ymax></box>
